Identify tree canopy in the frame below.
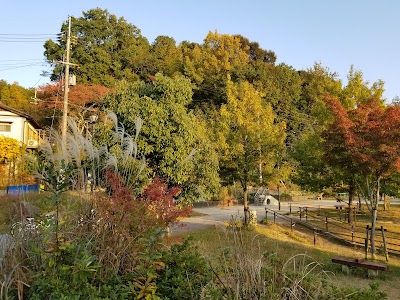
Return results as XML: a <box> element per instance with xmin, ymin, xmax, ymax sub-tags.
<box><xmin>103</xmin><ymin>74</ymin><xmax>219</xmax><ymax>201</ymax></box>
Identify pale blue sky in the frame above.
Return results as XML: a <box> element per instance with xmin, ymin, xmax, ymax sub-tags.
<box><xmin>0</xmin><ymin>0</ymin><xmax>399</xmax><ymax>100</ymax></box>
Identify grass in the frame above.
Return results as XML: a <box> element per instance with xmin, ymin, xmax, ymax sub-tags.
<box><xmin>291</xmin><ymin>205</ymin><xmax>400</xmax><ymax>255</ymax></box>
<box><xmin>0</xmin><ymin>191</ymin><xmax>91</xmax><ymax>233</ymax></box>
<box><xmin>179</xmin><ymin>223</ymin><xmax>400</xmax><ymax>299</ymax></box>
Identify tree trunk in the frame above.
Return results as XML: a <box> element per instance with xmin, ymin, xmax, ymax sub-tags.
<box><xmin>370</xmin><ymin>208</ymin><xmax>378</xmax><ymax>259</ymax></box>
<box><xmin>243</xmin><ymin>186</ymin><xmax>249</xmax><ymax>225</ymax></box>
<box><xmin>383</xmin><ymin>194</ymin><xmax>388</xmax><ymax>211</ymax></box>
<box><xmin>348</xmin><ymin>179</ymin><xmax>355</xmax><ymax>223</ymax></box>
<box><xmin>370</xmin><ymin>176</ymin><xmax>381</xmax><ymax>259</ymax></box>
<box><xmin>277</xmin><ymin>184</ymin><xmax>281</xmax><ymax>211</ymax></box>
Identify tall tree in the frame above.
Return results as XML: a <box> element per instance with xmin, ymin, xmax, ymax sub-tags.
<box><xmin>342</xmin><ymin>66</ymin><xmax>385</xmax><ymax>109</ymax></box>
<box><xmin>219</xmin><ymin>80</ymin><xmax>285</xmax><ymax>224</ymax></box>
<box><xmin>150</xmin><ymin>36</ymin><xmax>183</xmax><ymax>76</ymax></box>
<box><xmin>233</xmin><ymin>34</ymin><xmax>276</xmax><ymax>64</ymax></box>
<box><xmin>183</xmin><ymin>31</ymin><xmax>250</xmax><ymax>106</ymax></box>
<box><xmin>325</xmin><ymin>96</ymin><xmax>400</xmax><ymax>257</ymax></box>
<box><xmin>44</xmin><ymin>8</ymin><xmax>151</xmax><ymax>86</ymax></box>
<box><xmin>103</xmin><ymin>74</ymin><xmax>220</xmax><ymax>202</ymax></box>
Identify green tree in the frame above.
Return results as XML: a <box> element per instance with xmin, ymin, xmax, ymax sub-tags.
<box><xmin>183</xmin><ymin>31</ymin><xmax>250</xmax><ymax>106</ymax></box>
<box><xmin>0</xmin><ymin>80</ymin><xmax>33</xmax><ymax>109</ymax></box>
<box><xmin>219</xmin><ymin>80</ymin><xmax>285</xmax><ymax>224</ymax></box>
<box><xmin>44</xmin><ymin>8</ymin><xmax>151</xmax><ymax>86</ymax></box>
<box><xmin>342</xmin><ymin>65</ymin><xmax>384</xmax><ymax>109</ymax></box>
<box><xmin>291</xmin><ymin>64</ymin><xmax>344</xmax><ymax>198</ymax></box>
<box><xmin>248</xmin><ymin>63</ymin><xmax>303</xmax><ymax>146</ymax></box>
<box><xmin>151</xmin><ymin>36</ymin><xmax>183</xmax><ymax>76</ymax></box>
<box><xmin>103</xmin><ymin>74</ymin><xmax>219</xmax><ymax>201</ymax></box>
<box><xmin>234</xmin><ymin>34</ymin><xmax>276</xmax><ymax>64</ymax></box>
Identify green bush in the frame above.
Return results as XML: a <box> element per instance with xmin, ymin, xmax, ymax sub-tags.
<box><xmin>27</xmin><ymin>243</ymin><xmax>133</xmax><ymax>299</ymax></box>
<box><xmin>156</xmin><ymin>238</ymin><xmax>211</xmax><ymax>299</ymax></box>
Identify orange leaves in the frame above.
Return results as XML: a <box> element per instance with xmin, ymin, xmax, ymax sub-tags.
<box><xmin>324</xmin><ymin>95</ymin><xmax>400</xmax><ymax>177</ymax></box>
<box><xmin>38</xmin><ymin>83</ymin><xmax>110</xmax><ymax>109</ymax></box>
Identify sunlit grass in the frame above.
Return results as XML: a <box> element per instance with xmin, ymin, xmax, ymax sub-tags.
<box><xmin>182</xmin><ymin>223</ymin><xmax>400</xmax><ymax>297</ymax></box>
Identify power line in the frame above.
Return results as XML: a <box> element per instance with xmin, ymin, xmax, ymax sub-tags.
<box><xmin>0</xmin><ymin>58</ymin><xmax>44</xmax><ymax>62</ymax></box>
<box><xmin>0</xmin><ymin>33</ymin><xmax>59</xmax><ymax>36</ymax></box>
<box><xmin>0</xmin><ymin>63</ymin><xmax>47</xmax><ymax>72</ymax></box>
<box><xmin>0</xmin><ymin>40</ymin><xmax>50</xmax><ymax>43</ymax></box>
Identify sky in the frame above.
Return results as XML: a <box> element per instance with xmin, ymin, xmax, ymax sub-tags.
<box><xmin>0</xmin><ymin>0</ymin><xmax>399</xmax><ymax>100</ymax></box>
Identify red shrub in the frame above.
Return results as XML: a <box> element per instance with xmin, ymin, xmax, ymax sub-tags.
<box><xmin>140</xmin><ymin>177</ymin><xmax>191</xmax><ymax>227</ymax></box>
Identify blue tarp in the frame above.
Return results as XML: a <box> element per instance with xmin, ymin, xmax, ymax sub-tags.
<box><xmin>7</xmin><ymin>184</ymin><xmax>39</xmax><ymax>194</ymax></box>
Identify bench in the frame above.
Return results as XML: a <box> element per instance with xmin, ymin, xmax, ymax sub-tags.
<box><xmin>331</xmin><ymin>256</ymin><xmax>387</xmax><ymax>277</ymax></box>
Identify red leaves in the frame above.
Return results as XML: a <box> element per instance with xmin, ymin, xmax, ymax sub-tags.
<box><xmin>324</xmin><ymin>96</ymin><xmax>400</xmax><ymax>177</ymax></box>
<box><xmin>140</xmin><ymin>177</ymin><xmax>191</xmax><ymax>227</ymax></box>
<box><xmin>38</xmin><ymin>83</ymin><xmax>110</xmax><ymax>109</ymax></box>
<box><xmin>104</xmin><ymin>171</ymin><xmax>190</xmax><ymax>228</ymax></box>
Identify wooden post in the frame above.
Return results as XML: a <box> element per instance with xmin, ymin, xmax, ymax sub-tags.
<box><xmin>381</xmin><ymin>226</ymin><xmax>389</xmax><ymax>262</ymax></box>
<box><xmin>273</xmin><ymin>211</ymin><xmax>276</xmax><ymax>224</ymax></box>
<box><xmin>351</xmin><ymin>224</ymin><xmax>354</xmax><ymax>243</ymax></box>
<box><xmin>299</xmin><ymin>207</ymin><xmax>302</xmax><ymax>221</ymax></box>
<box><xmin>365</xmin><ymin>225</ymin><xmax>370</xmax><ymax>259</ymax></box>
<box><xmin>265</xmin><ymin>210</ymin><xmax>268</xmax><ymax>222</ymax></box>
<box><xmin>305</xmin><ymin>207</ymin><xmax>308</xmax><ymax>222</ymax></box>
<box><xmin>313</xmin><ymin>229</ymin><xmax>316</xmax><ymax>245</ymax></box>
<box><xmin>325</xmin><ymin>216</ymin><xmax>328</xmax><ymax>231</ymax></box>
<box><xmin>289</xmin><ymin>203</ymin><xmax>292</xmax><ymax>214</ymax></box>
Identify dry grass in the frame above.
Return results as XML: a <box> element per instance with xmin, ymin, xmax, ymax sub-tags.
<box><xmin>185</xmin><ymin>223</ymin><xmax>400</xmax><ymax>298</ymax></box>
<box><xmin>294</xmin><ymin>205</ymin><xmax>400</xmax><ymax>255</ymax></box>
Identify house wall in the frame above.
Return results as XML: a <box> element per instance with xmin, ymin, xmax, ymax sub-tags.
<box><xmin>0</xmin><ymin>110</ymin><xmax>26</xmax><ymax>142</ymax></box>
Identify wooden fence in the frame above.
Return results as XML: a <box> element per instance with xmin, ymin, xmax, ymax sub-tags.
<box><xmin>264</xmin><ymin>206</ymin><xmax>400</xmax><ymax>261</ymax></box>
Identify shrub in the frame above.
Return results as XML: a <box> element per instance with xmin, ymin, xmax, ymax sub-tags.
<box><xmin>156</xmin><ymin>238</ymin><xmax>211</xmax><ymax>299</ymax></box>
<box><xmin>27</xmin><ymin>243</ymin><xmax>134</xmax><ymax>299</ymax></box>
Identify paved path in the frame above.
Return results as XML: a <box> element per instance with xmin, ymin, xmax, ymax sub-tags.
<box><xmin>171</xmin><ymin>200</ymin><xmax>340</xmax><ymax>235</ymax></box>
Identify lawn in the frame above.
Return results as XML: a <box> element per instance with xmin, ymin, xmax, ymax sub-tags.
<box><xmin>179</xmin><ymin>223</ymin><xmax>400</xmax><ymax>299</ymax></box>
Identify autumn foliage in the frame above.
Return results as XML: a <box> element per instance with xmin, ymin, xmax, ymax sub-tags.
<box><xmin>103</xmin><ymin>170</ymin><xmax>189</xmax><ymax>228</ymax></box>
<box><xmin>324</xmin><ymin>96</ymin><xmax>400</xmax><ymax>177</ymax></box>
<box><xmin>38</xmin><ymin>82</ymin><xmax>110</xmax><ymax>108</ymax></box>
<box><xmin>140</xmin><ymin>177</ymin><xmax>191</xmax><ymax>227</ymax></box>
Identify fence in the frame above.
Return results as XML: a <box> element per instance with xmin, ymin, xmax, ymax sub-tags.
<box><xmin>264</xmin><ymin>206</ymin><xmax>400</xmax><ymax>261</ymax></box>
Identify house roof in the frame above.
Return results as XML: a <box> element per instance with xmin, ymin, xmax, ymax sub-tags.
<box><xmin>0</xmin><ymin>102</ymin><xmax>42</xmax><ymax>129</ymax></box>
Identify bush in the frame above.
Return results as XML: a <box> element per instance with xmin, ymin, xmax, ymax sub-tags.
<box><xmin>156</xmin><ymin>238</ymin><xmax>211</xmax><ymax>299</ymax></box>
<box><xmin>28</xmin><ymin>243</ymin><xmax>133</xmax><ymax>299</ymax></box>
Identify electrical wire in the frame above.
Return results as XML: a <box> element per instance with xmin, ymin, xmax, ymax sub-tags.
<box><xmin>0</xmin><ymin>63</ymin><xmax>47</xmax><ymax>72</ymax></box>
<box><xmin>0</xmin><ymin>33</ymin><xmax>59</xmax><ymax>36</ymax></box>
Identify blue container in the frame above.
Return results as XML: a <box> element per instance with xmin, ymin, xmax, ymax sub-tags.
<box><xmin>7</xmin><ymin>184</ymin><xmax>40</xmax><ymax>195</ymax></box>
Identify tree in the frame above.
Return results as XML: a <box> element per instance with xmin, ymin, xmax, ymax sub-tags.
<box><xmin>36</xmin><ymin>82</ymin><xmax>110</xmax><ymax>127</ymax></box>
<box><xmin>219</xmin><ymin>80</ymin><xmax>285</xmax><ymax>224</ymax></box>
<box><xmin>342</xmin><ymin>66</ymin><xmax>384</xmax><ymax>109</ymax></box>
<box><xmin>291</xmin><ymin>131</ymin><xmax>336</xmax><ymax>193</ymax></box>
<box><xmin>233</xmin><ymin>35</ymin><xmax>276</xmax><ymax>64</ymax></box>
<box><xmin>103</xmin><ymin>74</ymin><xmax>220</xmax><ymax>201</ymax></box>
<box><xmin>44</xmin><ymin>8</ymin><xmax>151</xmax><ymax>86</ymax></box>
<box><xmin>151</xmin><ymin>36</ymin><xmax>183</xmax><ymax>76</ymax></box>
<box><xmin>183</xmin><ymin>31</ymin><xmax>250</xmax><ymax>106</ymax></box>
<box><xmin>325</xmin><ymin>96</ymin><xmax>400</xmax><ymax>257</ymax></box>
<box><xmin>323</xmin><ymin>95</ymin><xmax>360</xmax><ymax>223</ymax></box>
<box><xmin>249</xmin><ymin>63</ymin><xmax>303</xmax><ymax>146</ymax></box>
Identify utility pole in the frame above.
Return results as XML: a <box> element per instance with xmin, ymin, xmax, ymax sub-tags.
<box><xmin>61</xmin><ymin>16</ymin><xmax>72</xmax><ymax>147</ymax></box>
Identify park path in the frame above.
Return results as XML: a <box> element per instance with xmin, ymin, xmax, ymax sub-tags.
<box><xmin>171</xmin><ymin>200</ymin><xmax>338</xmax><ymax>235</ymax></box>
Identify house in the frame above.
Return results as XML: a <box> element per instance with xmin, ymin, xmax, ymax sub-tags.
<box><xmin>0</xmin><ymin>102</ymin><xmax>42</xmax><ymax>148</ymax></box>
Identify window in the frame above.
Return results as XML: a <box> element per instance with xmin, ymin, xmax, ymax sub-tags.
<box><xmin>0</xmin><ymin>122</ymin><xmax>11</xmax><ymax>132</ymax></box>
